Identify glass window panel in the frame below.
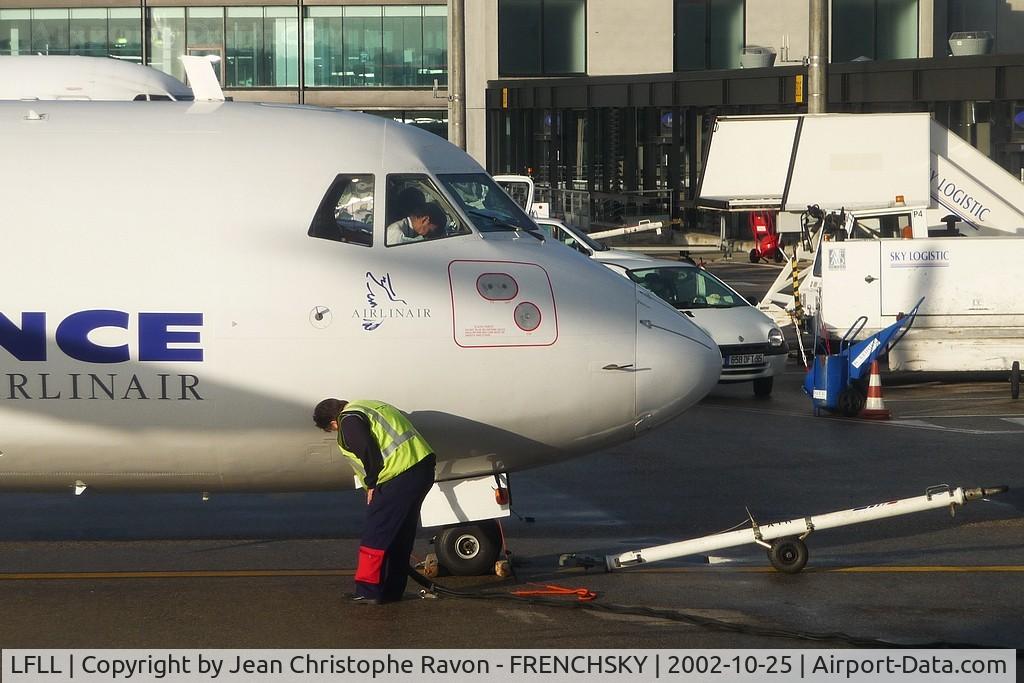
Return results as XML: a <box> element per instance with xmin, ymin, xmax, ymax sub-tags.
<box><xmin>1</xmin><ymin>9</ymin><xmax>32</xmax><ymax>56</ymax></box>
<box><xmin>264</xmin><ymin>6</ymin><xmax>297</xmax><ymax>87</ymax></box>
<box><xmin>187</xmin><ymin>7</ymin><xmax>225</xmax><ymax>83</ymax></box>
<box><xmin>188</xmin><ymin>7</ymin><xmax>224</xmax><ymax>46</ymax></box>
<box><xmin>383</xmin><ymin>6</ymin><xmax>420</xmax><ymax>18</ymax></box>
<box><xmin>422</xmin><ymin>9</ymin><xmax>447</xmax><ymax>85</ymax></box>
<box><xmin>308</xmin><ymin>174</ymin><xmax>375</xmax><ymax>248</ymax></box>
<box><xmin>148</xmin><ymin>8</ymin><xmax>185</xmax><ymax>80</ymax></box>
<box><xmin>304</xmin><ymin>7</ymin><xmax>344</xmax><ymax>87</ymax></box>
<box><xmin>832</xmin><ymin>0</ymin><xmax>875</xmax><ymax>62</ymax></box>
<box><xmin>226</xmin><ymin>7</ymin><xmax>261</xmax><ymax>87</ymax></box>
<box><xmin>542</xmin><ymin>0</ymin><xmax>585</xmax><ymax>74</ymax></box>
<box><xmin>408</xmin><ymin>109</ymin><xmax>447</xmax><ymax>138</ymax></box>
<box><xmin>708</xmin><ymin>0</ymin><xmax>743</xmax><ymax>69</ymax></box>
<box><xmin>382</xmin><ymin>6</ymin><xmax>421</xmax><ymax>86</ymax></box>
<box><xmin>876</xmin><ymin>0</ymin><xmax>918</xmax><ymax>60</ymax></box>
<box><xmin>32</xmin><ymin>9</ymin><xmax>70</xmax><ymax>56</ymax></box>
<box><xmin>498</xmin><ymin>0</ymin><xmax>541</xmax><ymax>75</ymax></box>
<box><xmin>70</xmin><ymin>9</ymin><xmax>106</xmax><ymax>58</ymax></box>
<box><xmin>149</xmin><ymin>8</ymin><xmax>185</xmax><ymax>81</ymax></box>
<box><xmin>674</xmin><ymin>0</ymin><xmax>707</xmax><ymax>70</ymax></box>
<box><xmin>109</xmin><ymin>8</ymin><xmax>142</xmax><ymax>64</ymax></box>
<box><xmin>343</xmin><ymin>13</ymin><xmax>382</xmax><ymax>86</ymax></box>
<box><xmin>345</xmin><ymin>7</ymin><xmax>383</xmax><ymax>18</ymax></box>
<box><xmin>948</xmin><ymin>0</ymin><xmax>997</xmax><ymax>35</ymax></box>
<box><xmin>387</xmin><ymin>174</ymin><xmax>470</xmax><ymax>246</ymax></box>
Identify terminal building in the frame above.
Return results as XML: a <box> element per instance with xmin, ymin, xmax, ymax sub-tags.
<box><xmin>474</xmin><ymin>0</ymin><xmax>1024</xmax><ymax>228</ymax></box>
<box><xmin>0</xmin><ymin>0</ymin><xmax>450</xmax><ymax>136</ymax></box>
<box><xmin>4</xmin><ymin>0</ymin><xmax>1024</xmax><ymax>228</ymax></box>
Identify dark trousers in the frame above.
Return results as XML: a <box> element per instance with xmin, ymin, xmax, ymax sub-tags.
<box><xmin>354</xmin><ymin>454</ymin><xmax>435</xmax><ymax>602</ymax></box>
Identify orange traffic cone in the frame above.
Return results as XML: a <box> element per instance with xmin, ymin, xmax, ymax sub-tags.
<box><xmin>859</xmin><ymin>360</ymin><xmax>891</xmax><ymax>420</ymax></box>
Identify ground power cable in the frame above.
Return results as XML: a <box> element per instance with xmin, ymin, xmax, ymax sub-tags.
<box><xmin>405</xmin><ymin>568</ymin><xmax>1000</xmax><ymax>650</ymax></box>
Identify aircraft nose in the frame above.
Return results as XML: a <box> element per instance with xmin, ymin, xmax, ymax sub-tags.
<box><xmin>634</xmin><ymin>289</ymin><xmax>721</xmax><ymax>433</ymax></box>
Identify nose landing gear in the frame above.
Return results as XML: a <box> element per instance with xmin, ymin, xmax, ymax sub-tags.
<box><xmin>433</xmin><ymin>520</ymin><xmax>502</xmax><ymax>576</ymax></box>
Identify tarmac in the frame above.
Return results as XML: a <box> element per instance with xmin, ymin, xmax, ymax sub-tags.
<box><xmin>0</xmin><ymin>260</ymin><xmax>1021</xmax><ymax>650</ymax></box>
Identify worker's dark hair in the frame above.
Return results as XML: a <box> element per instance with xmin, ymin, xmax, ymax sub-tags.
<box><xmin>414</xmin><ymin>202</ymin><xmax>448</xmax><ymax>231</ymax></box>
<box><xmin>313</xmin><ymin>398</ymin><xmax>348</xmax><ymax>431</ymax></box>
<box><xmin>389</xmin><ymin>186</ymin><xmax>426</xmax><ymax>224</ymax></box>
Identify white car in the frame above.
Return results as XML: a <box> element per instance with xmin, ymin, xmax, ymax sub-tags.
<box><xmin>533</xmin><ymin>217</ymin><xmax>652</xmax><ymax>262</ymax></box>
<box><xmin>602</xmin><ymin>256</ymin><xmax>788</xmax><ymax>397</ymax></box>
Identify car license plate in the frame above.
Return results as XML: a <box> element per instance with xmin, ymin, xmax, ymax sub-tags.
<box><xmin>726</xmin><ymin>353</ymin><xmax>764</xmax><ymax>366</ymax></box>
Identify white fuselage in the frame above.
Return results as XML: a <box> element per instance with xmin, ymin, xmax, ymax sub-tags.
<box><xmin>0</xmin><ymin>101</ymin><xmax>721</xmax><ymax>492</ymax></box>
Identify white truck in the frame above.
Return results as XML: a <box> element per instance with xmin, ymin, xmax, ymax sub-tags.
<box><xmin>697</xmin><ymin>112</ymin><xmax>1024</xmax><ymax>380</ymax></box>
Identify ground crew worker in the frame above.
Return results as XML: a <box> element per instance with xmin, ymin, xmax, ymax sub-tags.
<box><xmin>313</xmin><ymin>398</ymin><xmax>437</xmax><ymax>604</ymax></box>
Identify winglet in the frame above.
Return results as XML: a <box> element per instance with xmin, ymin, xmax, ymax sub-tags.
<box><xmin>179</xmin><ymin>55</ymin><xmax>225</xmax><ymax>102</ymax></box>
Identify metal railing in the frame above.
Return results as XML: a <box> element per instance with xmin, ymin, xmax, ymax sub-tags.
<box><xmin>538</xmin><ymin>185</ymin><xmax>674</xmax><ymax>231</ymax></box>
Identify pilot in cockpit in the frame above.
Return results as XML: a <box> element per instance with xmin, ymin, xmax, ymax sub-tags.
<box><xmin>386</xmin><ymin>202</ymin><xmax>447</xmax><ymax>245</ymax></box>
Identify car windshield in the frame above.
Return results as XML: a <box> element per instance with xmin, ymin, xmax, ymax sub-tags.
<box><xmin>438</xmin><ymin>174</ymin><xmax>538</xmax><ymax>233</ymax></box>
<box><xmin>627</xmin><ymin>266</ymin><xmax>746</xmax><ymax>309</ymax></box>
<box><xmin>566</xmin><ymin>223</ymin><xmax>608</xmax><ymax>251</ymax></box>
<box><xmin>536</xmin><ymin>220</ymin><xmax>609</xmax><ymax>253</ymax></box>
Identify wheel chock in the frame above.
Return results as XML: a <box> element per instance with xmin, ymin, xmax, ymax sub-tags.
<box><xmin>418</xmin><ymin>552</ymin><xmax>440</xmax><ymax>579</ymax></box>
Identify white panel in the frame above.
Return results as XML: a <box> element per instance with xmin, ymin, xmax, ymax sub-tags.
<box><xmin>819</xmin><ymin>240</ymin><xmax>883</xmax><ymax>333</ymax></box>
<box><xmin>699</xmin><ymin>116</ymin><xmax>799</xmax><ymax>207</ymax></box>
<box><xmin>449</xmin><ymin>260</ymin><xmax>558</xmax><ymax>347</ymax></box>
<box><xmin>880</xmin><ymin>238</ymin><xmax>1024</xmax><ymax>317</ymax></box>
<box><xmin>420</xmin><ymin>473</ymin><xmax>510</xmax><ymax>527</ymax></box>
<box><xmin>930</xmin><ymin>120</ymin><xmax>1024</xmax><ymax>235</ymax></box>
<box><xmin>785</xmin><ymin>114</ymin><xmax>930</xmax><ymax>211</ymax></box>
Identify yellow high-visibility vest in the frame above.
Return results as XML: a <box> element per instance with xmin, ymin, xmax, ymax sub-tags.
<box><xmin>337</xmin><ymin>400</ymin><xmax>433</xmax><ymax>489</ymax></box>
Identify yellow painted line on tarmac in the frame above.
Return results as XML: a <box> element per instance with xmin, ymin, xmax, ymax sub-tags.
<box><xmin>825</xmin><ymin>565</ymin><xmax>1024</xmax><ymax>573</ymax></box>
<box><xmin>629</xmin><ymin>565</ymin><xmax>1024</xmax><ymax>574</ymax></box>
<box><xmin>0</xmin><ymin>569</ymin><xmax>354</xmax><ymax>581</ymax></box>
<box><xmin>2</xmin><ymin>566</ymin><xmax>1022</xmax><ymax>582</ymax></box>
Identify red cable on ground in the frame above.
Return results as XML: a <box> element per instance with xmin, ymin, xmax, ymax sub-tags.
<box><xmin>510</xmin><ymin>583</ymin><xmax>597</xmax><ymax>601</ymax></box>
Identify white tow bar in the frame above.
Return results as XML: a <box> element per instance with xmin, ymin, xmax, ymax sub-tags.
<box><xmin>569</xmin><ymin>485</ymin><xmax>1008</xmax><ymax>574</ymax></box>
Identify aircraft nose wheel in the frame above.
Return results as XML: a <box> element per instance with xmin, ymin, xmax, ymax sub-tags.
<box><xmin>767</xmin><ymin>537</ymin><xmax>809</xmax><ymax>574</ymax></box>
<box><xmin>434</xmin><ymin>520</ymin><xmax>502</xmax><ymax>576</ymax></box>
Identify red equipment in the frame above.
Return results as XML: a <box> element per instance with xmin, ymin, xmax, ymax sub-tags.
<box><xmin>748</xmin><ymin>210</ymin><xmax>785</xmax><ymax>263</ymax></box>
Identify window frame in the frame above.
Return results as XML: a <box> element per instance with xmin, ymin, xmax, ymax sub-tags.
<box><xmin>384</xmin><ymin>173</ymin><xmax>471</xmax><ymax>248</ymax></box>
<box><xmin>497</xmin><ymin>0</ymin><xmax>587</xmax><ymax>78</ymax></box>
<box><xmin>673</xmin><ymin>0</ymin><xmax>746</xmax><ymax>72</ymax></box>
<box><xmin>830</xmin><ymin>0</ymin><xmax>920</xmax><ymax>63</ymax></box>
<box><xmin>307</xmin><ymin>173</ymin><xmax>376</xmax><ymax>248</ymax></box>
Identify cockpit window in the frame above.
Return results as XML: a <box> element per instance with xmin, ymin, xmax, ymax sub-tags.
<box><xmin>308</xmin><ymin>174</ymin><xmax>375</xmax><ymax>247</ymax></box>
<box><xmin>438</xmin><ymin>173</ymin><xmax>536</xmax><ymax>233</ymax></box>
<box><xmin>385</xmin><ymin>174</ymin><xmax>470</xmax><ymax>246</ymax></box>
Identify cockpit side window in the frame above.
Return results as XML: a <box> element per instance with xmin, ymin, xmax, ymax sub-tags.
<box><xmin>385</xmin><ymin>174</ymin><xmax>470</xmax><ymax>247</ymax></box>
<box><xmin>308</xmin><ymin>174</ymin><xmax>375</xmax><ymax>247</ymax></box>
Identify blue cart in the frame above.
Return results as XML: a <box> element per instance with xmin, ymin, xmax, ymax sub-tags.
<box><xmin>804</xmin><ymin>298</ymin><xmax>924</xmax><ymax>416</ymax></box>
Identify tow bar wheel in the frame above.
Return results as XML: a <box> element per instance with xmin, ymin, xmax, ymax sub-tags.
<box><xmin>435</xmin><ymin>520</ymin><xmax>501</xmax><ymax>576</ymax></box>
<box><xmin>767</xmin><ymin>537</ymin><xmax>809</xmax><ymax>574</ymax></box>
